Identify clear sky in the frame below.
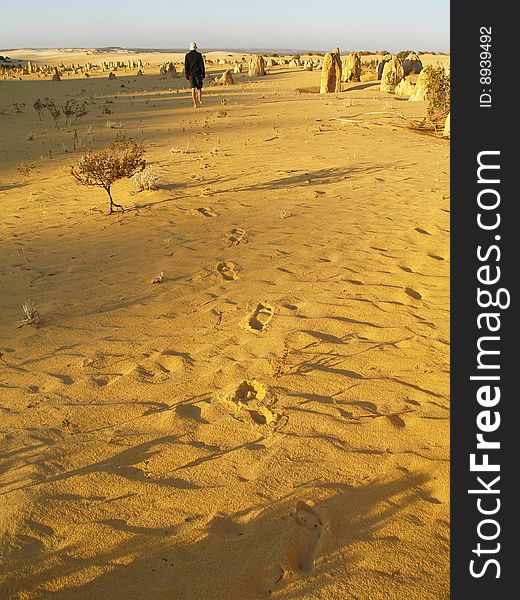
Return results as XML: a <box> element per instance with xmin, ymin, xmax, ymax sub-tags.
<box><xmin>0</xmin><ymin>0</ymin><xmax>449</xmax><ymax>52</ymax></box>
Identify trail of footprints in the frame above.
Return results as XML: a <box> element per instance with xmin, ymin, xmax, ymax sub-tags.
<box><xmin>85</xmin><ymin>350</ymin><xmax>188</xmax><ymax>387</ymax></box>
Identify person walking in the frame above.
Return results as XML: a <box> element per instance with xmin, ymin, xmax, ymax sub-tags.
<box><xmin>184</xmin><ymin>42</ymin><xmax>205</xmax><ymax>108</ymax></box>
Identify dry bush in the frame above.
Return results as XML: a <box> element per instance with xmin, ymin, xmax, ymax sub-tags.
<box><xmin>71</xmin><ymin>138</ymin><xmax>145</xmax><ymax>214</ymax></box>
<box><xmin>424</xmin><ymin>65</ymin><xmax>450</xmax><ymax>131</ymax></box>
<box><xmin>18</xmin><ymin>301</ymin><xmax>40</xmax><ymax>328</ymax></box>
<box><xmin>17</xmin><ymin>161</ymin><xmax>36</xmax><ymax>178</ymax></box>
<box><xmin>33</xmin><ymin>98</ymin><xmax>45</xmax><ymax>120</ymax></box>
<box><xmin>62</xmin><ymin>99</ymin><xmax>88</xmax><ymax>126</ymax></box>
<box><xmin>45</xmin><ymin>98</ymin><xmax>61</xmax><ymax>128</ymax></box>
<box><xmin>132</xmin><ymin>167</ymin><xmax>159</xmax><ymax>192</ymax></box>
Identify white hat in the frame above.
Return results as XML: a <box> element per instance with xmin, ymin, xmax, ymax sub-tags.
<box><xmin>190</xmin><ymin>42</ymin><xmax>197</xmax><ymax>51</ymax></box>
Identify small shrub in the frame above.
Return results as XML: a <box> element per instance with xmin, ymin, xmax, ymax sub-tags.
<box><xmin>45</xmin><ymin>98</ymin><xmax>61</xmax><ymax>128</ymax></box>
<box><xmin>61</xmin><ymin>413</ymin><xmax>71</xmax><ymax>430</ymax></box>
<box><xmin>140</xmin><ymin>459</ymin><xmax>152</xmax><ymax>477</ymax></box>
<box><xmin>132</xmin><ymin>167</ymin><xmax>159</xmax><ymax>192</ymax></box>
<box><xmin>71</xmin><ymin>138</ymin><xmax>146</xmax><ymax>214</ymax></box>
<box><xmin>424</xmin><ymin>65</ymin><xmax>450</xmax><ymax>131</ymax></box>
<box><xmin>62</xmin><ymin>99</ymin><xmax>88</xmax><ymax>126</ymax></box>
<box><xmin>17</xmin><ymin>161</ymin><xmax>36</xmax><ymax>178</ymax></box>
<box><xmin>33</xmin><ymin>98</ymin><xmax>46</xmax><ymax>120</ymax></box>
<box><xmin>18</xmin><ymin>300</ymin><xmax>40</xmax><ymax>328</ymax></box>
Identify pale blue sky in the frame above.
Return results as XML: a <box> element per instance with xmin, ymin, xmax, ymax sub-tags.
<box><xmin>0</xmin><ymin>0</ymin><xmax>449</xmax><ymax>52</ymax></box>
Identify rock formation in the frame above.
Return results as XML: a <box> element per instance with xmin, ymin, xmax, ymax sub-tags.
<box><xmin>395</xmin><ymin>75</ymin><xmax>416</xmax><ymax>96</ymax></box>
<box><xmin>248</xmin><ymin>55</ymin><xmax>266</xmax><ymax>77</ymax></box>
<box><xmin>166</xmin><ymin>63</ymin><xmax>177</xmax><ymax>78</ymax></box>
<box><xmin>320</xmin><ymin>48</ymin><xmax>342</xmax><ymax>93</ymax></box>
<box><xmin>51</xmin><ymin>67</ymin><xmax>61</xmax><ymax>81</ymax></box>
<box><xmin>342</xmin><ymin>52</ymin><xmax>361</xmax><ymax>82</ymax></box>
<box><xmin>233</xmin><ymin>62</ymin><xmax>242</xmax><ymax>74</ymax></box>
<box><xmin>379</xmin><ymin>56</ymin><xmax>404</xmax><ymax>93</ymax></box>
<box><xmin>108</xmin><ymin>71</ymin><xmax>116</xmax><ymax>80</ymax></box>
<box><xmin>402</xmin><ymin>52</ymin><xmax>423</xmax><ymax>76</ymax></box>
<box><xmin>214</xmin><ymin>69</ymin><xmax>234</xmax><ymax>85</ymax></box>
<box><xmin>408</xmin><ymin>67</ymin><xmax>429</xmax><ymax>101</ymax></box>
<box><xmin>443</xmin><ymin>112</ymin><xmax>450</xmax><ymax>138</ymax></box>
<box><xmin>376</xmin><ymin>56</ymin><xmax>391</xmax><ymax>80</ymax></box>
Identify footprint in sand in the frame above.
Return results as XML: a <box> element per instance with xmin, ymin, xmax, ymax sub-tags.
<box><xmin>243</xmin><ymin>302</ymin><xmax>274</xmax><ymax>332</ymax></box>
<box><xmin>217</xmin><ymin>261</ymin><xmax>239</xmax><ymax>280</ymax></box>
<box><xmin>227</xmin><ymin>380</ymin><xmax>279</xmax><ymax>426</ymax></box>
<box><xmin>226</xmin><ymin>228</ymin><xmax>247</xmax><ymax>245</ymax></box>
<box><xmin>193</xmin><ymin>207</ymin><xmax>218</xmax><ymax>218</ymax></box>
<box><xmin>135</xmin><ymin>364</ymin><xmax>169</xmax><ymax>382</ymax></box>
<box><xmin>155</xmin><ymin>353</ymin><xmax>186</xmax><ymax>373</ymax></box>
<box><xmin>277</xmin><ymin>501</ymin><xmax>324</xmax><ymax>581</ymax></box>
<box><xmin>232</xmin><ymin>379</ymin><xmax>267</xmax><ymax>404</ymax></box>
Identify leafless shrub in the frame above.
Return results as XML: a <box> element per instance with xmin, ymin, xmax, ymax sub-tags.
<box><xmin>45</xmin><ymin>98</ymin><xmax>61</xmax><ymax>128</ymax></box>
<box><xmin>62</xmin><ymin>99</ymin><xmax>88</xmax><ymax>126</ymax></box>
<box><xmin>71</xmin><ymin>138</ymin><xmax>146</xmax><ymax>214</ymax></box>
<box><xmin>17</xmin><ymin>161</ymin><xmax>36</xmax><ymax>178</ymax></box>
<box><xmin>33</xmin><ymin>98</ymin><xmax>46</xmax><ymax>120</ymax></box>
<box><xmin>18</xmin><ymin>301</ymin><xmax>40</xmax><ymax>328</ymax></box>
<box><xmin>132</xmin><ymin>167</ymin><xmax>159</xmax><ymax>192</ymax></box>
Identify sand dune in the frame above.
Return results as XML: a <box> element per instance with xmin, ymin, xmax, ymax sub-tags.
<box><xmin>0</xmin><ymin>51</ymin><xmax>449</xmax><ymax>599</ymax></box>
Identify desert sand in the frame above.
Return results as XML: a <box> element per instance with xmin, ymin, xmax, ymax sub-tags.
<box><xmin>0</xmin><ymin>49</ymin><xmax>449</xmax><ymax>599</ymax></box>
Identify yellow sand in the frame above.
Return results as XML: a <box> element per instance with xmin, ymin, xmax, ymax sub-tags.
<box><xmin>0</xmin><ymin>50</ymin><xmax>450</xmax><ymax>599</ymax></box>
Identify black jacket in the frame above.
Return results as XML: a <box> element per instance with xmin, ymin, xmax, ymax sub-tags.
<box><xmin>184</xmin><ymin>50</ymin><xmax>205</xmax><ymax>78</ymax></box>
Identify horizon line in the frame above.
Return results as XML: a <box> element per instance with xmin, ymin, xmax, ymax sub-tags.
<box><xmin>1</xmin><ymin>46</ymin><xmax>450</xmax><ymax>54</ymax></box>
